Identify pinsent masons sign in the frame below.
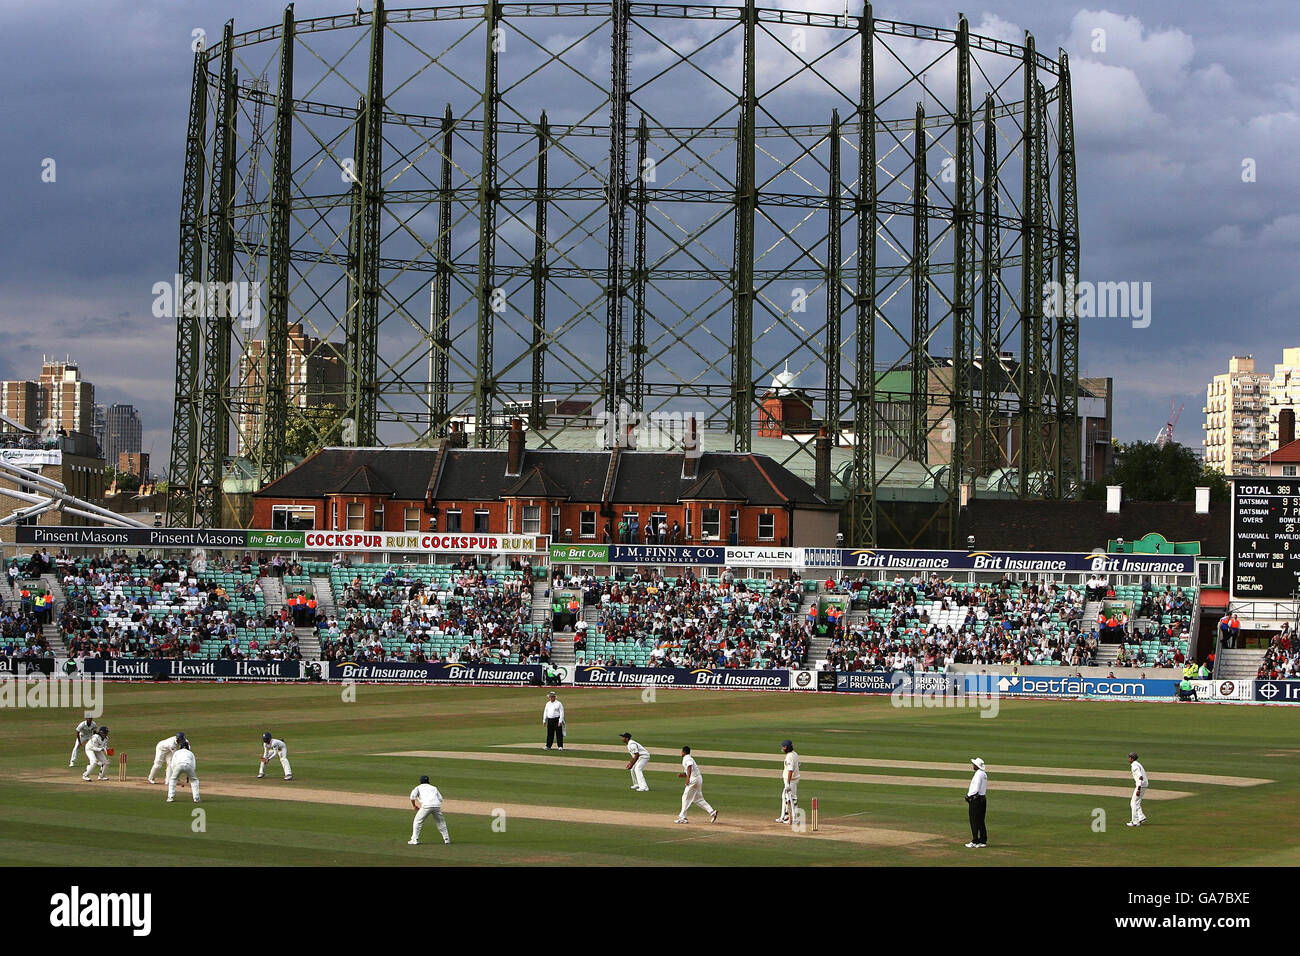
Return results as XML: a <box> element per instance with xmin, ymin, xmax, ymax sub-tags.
<box><xmin>15</xmin><ymin>526</ymin><xmax>542</xmax><ymax>553</ymax></box>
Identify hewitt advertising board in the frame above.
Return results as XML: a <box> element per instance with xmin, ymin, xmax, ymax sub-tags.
<box><xmin>80</xmin><ymin>659</ymin><xmax>306</xmax><ymax>681</ymax></box>
<box><xmin>573</xmin><ymin>665</ymin><xmax>788</xmax><ymax>688</ymax></box>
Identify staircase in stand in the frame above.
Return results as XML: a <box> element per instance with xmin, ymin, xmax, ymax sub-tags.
<box><xmin>260</xmin><ymin>576</ymin><xmax>286</xmax><ymax>614</ymax></box>
<box><xmin>39</xmin><ymin>573</ymin><xmax>69</xmax><ymax>658</ymax></box>
<box><xmin>294</xmin><ymin>626</ymin><xmax>322</xmax><ymax>661</ymax></box>
<box><xmin>310</xmin><ymin>575</ymin><xmax>338</xmax><ymax>619</ymax></box>
<box><xmin>1214</xmin><ymin>648</ymin><xmax>1267</xmax><ymax>680</ymax></box>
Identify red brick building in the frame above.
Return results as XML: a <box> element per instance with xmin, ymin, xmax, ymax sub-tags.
<box><xmin>254</xmin><ymin>421</ymin><xmax>839</xmax><ymax>548</ymax></box>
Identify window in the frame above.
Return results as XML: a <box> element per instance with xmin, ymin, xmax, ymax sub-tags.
<box><xmin>650</xmin><ymin>512</ymin><xmax>668</xmax><ymax>540</ymax></box>
<box><xmin>580</xmin><ymin>511</ymin><xmax>596</xmax><ymax>538</ymax></box>
<box><xmin>331</xmin><ymin>500</ymin><xmax>338</xmax><ymax>530</ymax></box>
<box><xmin>758</xmin><ymin>513</ymin><xmax>775</xmax><ymax>541</ymax></box>
<box><xmin>474</xmin><ymin>509</ymin><xmax>490</xmax><ymax>532</ymax></box>
<box><xmin>523</xmin><ymin>505</ymin><xmax>541</xmax><ymax>534</ymax></box>
<box><xmin>729</xmin><ymin>510</ymin><xmax>739</xmax><ymax>542</ymax></box>
<box><xmin>346</xmin><ymin>503</ymin><xmax>365</xmax><ymax>530</ymax></box>
<box><xmin>373</xmin><ymin>503</ymin><xmax>384</xmax><ymax>531</ymax></box>
<box><xmin>1285</xmin><ymin>465</ymin><xmax>1298</xmax><ymax>478</ymax></box>
<box><xmin>551</xmin><ymin>507</ymin><xmax>561</xmax><ymax>539</ymax></box>
<box><xmin>445</xmin><ymin>510</ymin><xmax>462</xmax><ymax>532</ymax></box>
<box><xmin>404</xmin><ymin>507</ymin><xmax>422</xmax><ymax>532</ymax></box>
<box><xmin>272</xmin><ymin>505</ymin><xmax>316</xmax><ymax>531</ymax></box>
<box><xmin>701</xmin><ymin>508</ymin><xmax>721</xmax><ymax>540</ymax></box>
<box><xmin>684</xmin><ymin>508</ymin><xmax>692</xmax><ymax>538</ymax></box>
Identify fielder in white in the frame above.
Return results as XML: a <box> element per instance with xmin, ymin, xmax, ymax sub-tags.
<box><xmin>258</xmin><ymin>732</ymin><xmax>293</xmax><ymax>779</ymax></box>
<box><xmin>148</xmin><ymin>733</ymin><xmax>188</xmax><ymax>784</ymax></box>
<box><xmin>166</xmin><ymin>741</ymin><xmax>201</xmax><ymax>803</ymax></box>
<box><xmin>408</xmin><ymin>775</ymin><xmax>450</xmax><ymax>845</ymax></box>
<box><xmin>620</xmin><ymin>732</ymin><xmax>650</xmax><ymax>791</ymax></box>
<box><xmin>70</xmin><ymin>716</ymin><xmax>97</xmax><ymax>767</ymax></box>
<box><xmin>1126</xmin><ymin>751</ymin><xmax>1149</xmax><ymax>827</ymax></box>
<box><xmin>82</xmin><ymin>726</ymin><xmax>111</xmax><ymax>781</ymax></box>
<box><xmin>674</xmin><ymin>746</ymin><xmax>717</xmax><ymax>824</ymax></box>
<box><xmin>776</xmin><ymin>739</ymin><xmax>800</xmax><ymax>825</ymax></box>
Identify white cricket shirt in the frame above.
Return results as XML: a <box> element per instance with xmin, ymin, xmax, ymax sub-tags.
<box><xmin>626</xmin><ymin>739</ymin><xmax>649</xmax><ymax>760</ymax></box>
<box><xmin>171</xmin><ymin>749</ymin><xmax>196</xmax><ymax>771</ymax></box>
<box><xmin>156</xmin><ymin>736</ymin><xmax>181</xmax><ymax>754</ymax></box>
<box><xmin>543</xmin><ymin>699</ymin><xmax>565</xmax><ymax>721</ymax></box>
<box><xmin>76</xmin><ymin>721</ymin><xmax>97</xmax><ymax>741</ymax></box>
<box><xmin>1130</xmin><ymin>761</ymin><xmax>1147</xmax><ymax>787</ymax></box>
<box><xmin>682</xmin><ymin>754</ymin><xmax>701</xmax><ymax>784</ymax></box>
<box><xmin>783</xmin><ymin>751</ymin><xmax>800</xmax><ymax>781</ymax></box>
<box><xmin>411</xmin><ymin>783</ymin><xmax>443</xmax><ymax>808</ymax></box>
<box><xmin>967</xmin><ymin>768</ymin><xmax>988</xmax><ymax>796</ymax></box>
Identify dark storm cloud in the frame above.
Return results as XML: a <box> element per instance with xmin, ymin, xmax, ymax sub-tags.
<box><xmin>0</xmin><ymin>0</ymin><xmax>1297</xmax><ymax>462</ymax></box>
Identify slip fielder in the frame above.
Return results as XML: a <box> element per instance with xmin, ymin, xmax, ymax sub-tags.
<box><xmin>1126</xmin><ymin>751</ymin><xmax>1148</xmax><ymax>827</ymax></box>
<box><xmin>166</xmin><ymin>741</ymin><xmax>201</xmax><ymax>803</ymax></box>
<box><xmin>621</xmin><ymin>732</ymin><xmax>650</xmax><ymax>791</ymax></box>
<box><xmin>408</xmin><ymin>775</ymin><xmax>450</xmax><ymax>845</ymax></box>
<box><xmin>258</xmin><ymin>732</ymin><xmax>293</xmax><ymax>779</ymax></box>
<box><xmin>70</xmin><ymin>716</ymin><xmax>96</xmax><ymax>768</ymax></box>
<box><xmin>82</xmin><ymin>726</ymin><xmax>111</xmax><ymax>781</ymax></box>
<box><xmin>776</xmin><ymin>739</ymin><xmax>799</xmax><ymax>825</ymax></box>
<box><xmin>674</xmin><ymin>746</ymin><xmax>717</xmax><ymax>824</ymax></box>
<box><xmin>148</xmin><ymin>733</ymin><xmax>188</xmax><ymax>784</ymax></box>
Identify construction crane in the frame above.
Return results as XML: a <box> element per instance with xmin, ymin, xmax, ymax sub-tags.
<box><xmin>1155</xmin><ymin>400</ymin><xmax>1184</xmax><ymax>447</ymax></box>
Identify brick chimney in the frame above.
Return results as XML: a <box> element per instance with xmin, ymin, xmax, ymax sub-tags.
<box><xmin>506</xmin><ymin>418</ymin><xmax>524</xmax><ymax>477</ymax></box>
<box><xmin>682</xmin><ymin>414</ymin><xmax>701</xmax><ymax>480</ymax></box>
<box><xmin>814</xmin><ymin>427</ymin><xmax>832</xmax><ymax>501</ymax></box>
<box><xmin>1281</xmin><ymin>408</ymin><xmax>1296</xmax><ymax>448</ymax></box>
<box><xmin>447</xmin><ymin>420</ymin><xmax>468</xmax><ymax>448</ymax></box>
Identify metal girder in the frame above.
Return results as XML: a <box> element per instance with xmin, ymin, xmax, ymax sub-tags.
<box><xmin>197</xmin><ymin>26</ymin><xmax>237</xmax><ymax>528</ymax></box>
<box><xmin>531</xmin><ymin>112</ymin><xmax>549</xmax><ymax>429</ymax></box>
<box><xmin>260</xmin><ymin>7</ymin><xmax>295</xmax><ymax>488</ymax></box>
<box><xmin>473</xmin><ymin>0</ymin><xmax>499</xmax><ymax>447</ymax></box>
<box><xmin>432</xmin><ymin>104</ymin><xmax>454</xmax><ymax>435</ymax></box>
<box><xmin>729</xmin><ymin>0</ymin><xmax>757</xmax><ymax>452</ymax></box>
<box><xmin>604</xmin><ymin>0</ymin><xmax>629</xmax><ymax>412</ymax></box>
<box><xmin>978</xmin><ymin>93</ymin><xmax>1001</xmax><ymax>477</ymax></box>
<box><xmin>1056</xmin><ymin>51</ymin><xmax>1081</xmax><ymax>496</ymax></box>
<box><xmin>909</xmin><ymin>101</ymin><xmax>929</xmax><ymax>464</ymax></box>
<box><xmin>166</xmin><ymin>45</ymin><xmax>209</xmax><ymax>527</ymax></box>
<box><xmin>850</xmin><ymin>2</ymin><xmax>877</xmax><ymax>547</ymax></box>
<box><xmin>824</xmin><ymin>110</ymin><xmax>842</xmax><ymax>435</ymax></box>
<box><xmin>951</xmin><ymin>15</ymin><xmax>974</xmax><ymax>509</ymax></box>
<box><xmin>1036</xmin><ymin>77</ymin><xmax>1056</xmax><ymax>496</ymax></box>
<box><xmin>1018</xmin><ymin>33</ymin><xmax>1038</xmax><ymax>498</ymax></box>
<box><xmin>631</xmin><ymin>113</ymin><xmax>649</xmax><ymax>411</ymax></box>
<box><xmin>350</xmin><ymin>0</ymin><xmax>385</xmax><ymax>448</ymax></box>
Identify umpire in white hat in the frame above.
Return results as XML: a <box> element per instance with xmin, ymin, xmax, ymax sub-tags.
<box><xmin>965</xmin><ymin>757</ymin><xmax>988</xmax><ymax>848</ymax></box>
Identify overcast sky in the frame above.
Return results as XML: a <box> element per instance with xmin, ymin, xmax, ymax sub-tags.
<box><xmin>1</xmin><ymin>0</ymin><xmax>1296</xmax><ymax>463</ymax></box>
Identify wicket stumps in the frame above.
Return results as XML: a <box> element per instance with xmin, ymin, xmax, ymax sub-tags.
<box><xmin>811</xmin><ymin>797</ymin><xmax>819</xmax><ymax>831</ymax></box>
<box><xmin>118</xmin><ymin>752</ymin><xmax>127</xmax><ymax>782</ymax></box>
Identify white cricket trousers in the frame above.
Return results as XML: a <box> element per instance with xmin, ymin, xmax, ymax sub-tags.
<box><xmin>84</xmin><ymin>746</ymin><xmax>108</xmax><ymax>779</ymax></box>
<box><xmin>412</xmin><ymin>806</ymin><xmax>449</xmax><ymax>843</ymax></box>
<box><xmin>168</xmin><ymin>760</ymin><xmax>201</xmax><ymax>802</ymax></box>
<box><xmin>71</xmin><ymin>739</ymin><xmax>89</xmax><ymax>765</ymax></box>
<box><xmin>259</xmin><ymin>748</ymin><xmax>292</xmax><ymax>777</ymax></box>
<box><xmin>1130</xmin><ymin>785</ymin><xmax>1147</xmax><ymax>824</ymax></box>
<box><xmin>780</xmin><ymin>780</ymin><xmax>799</xmax><ymax>821</ymax></box>
<box><xmin>629</xmin><ymin>754</ymin><xmax>650</xmax><ymax>790</ymax></box>
<box><xmin>679</xmin><ymin>782</ymin><xmax>714</xmax><ymax>821</ymax></box>
<box><xmin>149</xmin><ymin>744</ymin><xmax>173</xmax><ymax>783</ymax></box>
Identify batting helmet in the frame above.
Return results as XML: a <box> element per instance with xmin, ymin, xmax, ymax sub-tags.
<box><xmin>262</xmin><ymin>732</ymin><xmax>272</xmax><ymax>742</ymax></box>
<box><xmin>781</xmin><ymin>739</ymin><xmax>793</xmax><ymax>751</ymax></box>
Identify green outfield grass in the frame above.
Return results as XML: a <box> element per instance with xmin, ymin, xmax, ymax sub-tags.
<box><xmin>0</xmin><ymin>682</ymin><xmax>1297</xmax><ymax>866</ymax></box>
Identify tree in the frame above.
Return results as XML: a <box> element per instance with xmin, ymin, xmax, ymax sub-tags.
<box><xmin>283</xmin><ymin>405</ymin><xmax>346</xmax><ymax>459</ymax></box>
<box><xmin>1082</xmin><ymin>440</ymin><xmax>1230</xmax><ymax>503</ymax></box>
<box><xmin>103</xmin><ymin>465</ymin><xmax>142</xmax><ymax>495</ymax></box>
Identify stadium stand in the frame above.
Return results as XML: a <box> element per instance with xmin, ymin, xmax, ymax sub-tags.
<box><xmin>556</xmin><ymin>568</ymin><xmax>808</xmax><ymax>669</ymax></box>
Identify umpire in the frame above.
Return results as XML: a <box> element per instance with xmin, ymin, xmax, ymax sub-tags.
<box><xmin>964</xmin><ymin>757</ymin><xmax>988</xmax><ymax>848</ymax></box>
<box><xmin>542</xmin><ymin>691</ymin><xmax>566</xmax><ymax>750</ymax></box>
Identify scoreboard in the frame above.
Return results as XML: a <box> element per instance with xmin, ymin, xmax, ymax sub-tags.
<box><xmin>1231</xmin><ymin>478</ymin><xmax>1300</xmax><ymax>599</ymax></box>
